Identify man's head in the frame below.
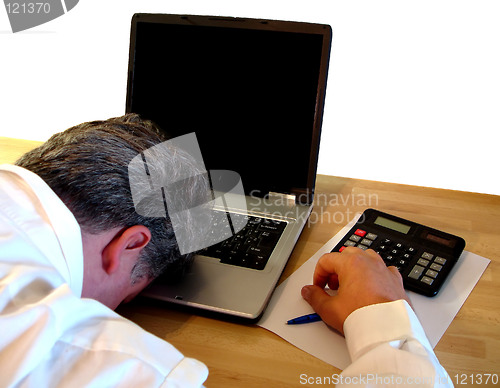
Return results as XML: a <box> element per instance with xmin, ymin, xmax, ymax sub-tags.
<box><xmin>16</xmin><ymin>114</ymin><xmax>208</xmax><ymax>309</ymax></box>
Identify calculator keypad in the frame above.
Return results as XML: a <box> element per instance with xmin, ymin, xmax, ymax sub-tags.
<box><xmin>335</xmin><ymin>228</ymin><xmax>450</xmax><ymax>292</ymax></box>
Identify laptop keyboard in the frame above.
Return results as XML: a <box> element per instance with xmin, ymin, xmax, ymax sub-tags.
<box><xmin>199</xmin><ymin>214</ymin><xmax>287</xmax><ymax>270</ymax></box>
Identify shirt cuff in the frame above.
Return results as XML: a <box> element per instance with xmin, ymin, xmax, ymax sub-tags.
<box><xmin>163</xmin><ymin>357</ymin><xmax>209</xmax><ymax>388</ymax></box>
<box><xmin>343</xmin><ymin>299</ymin><xmax>433</xmax><ymax>362</ymax></box>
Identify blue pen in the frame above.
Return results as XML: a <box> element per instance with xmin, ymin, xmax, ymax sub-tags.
<box><xmin>286</xmin><ymin>313</ymin><xmax>322</xmax><ymax>325</ymax></box>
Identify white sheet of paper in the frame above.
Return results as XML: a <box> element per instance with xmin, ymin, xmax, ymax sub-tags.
<box><xmin>257</xmin><ymin>215</ymin><xmax>491</xmax><ymax>370</ymax></box>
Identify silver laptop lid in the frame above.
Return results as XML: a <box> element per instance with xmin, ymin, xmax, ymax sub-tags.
<box><xmin>126</xmin><ymin>13</ymin><xmax>331</xmax><ymax>205</ymax></box>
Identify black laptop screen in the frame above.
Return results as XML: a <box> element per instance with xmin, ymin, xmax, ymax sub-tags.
<box><xmin>127</xmin><ymin>15</ymin><xmax>330</xmax><ymax>202</ymax></box>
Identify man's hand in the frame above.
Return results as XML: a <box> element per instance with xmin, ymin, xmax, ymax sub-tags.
<box><xmin>301</xmin><ymin>247</ymin><xmax>410</xmax><ymax>334</ymax></box>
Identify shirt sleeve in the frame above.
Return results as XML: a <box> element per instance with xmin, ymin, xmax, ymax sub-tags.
<box><xmin>339</xmin><ymin>300</ymin><xmax>453</xmax><ymax>387</ymax></box>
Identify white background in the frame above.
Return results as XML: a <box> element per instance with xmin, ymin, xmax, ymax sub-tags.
<box><xmin>1</xmin><ymin>0</ymin><xmax>499</xmax><ymax>195</ymax></box>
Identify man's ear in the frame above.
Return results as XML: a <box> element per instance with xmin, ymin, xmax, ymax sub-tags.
<box><xmin>102</xmin><ymin>225</ymin><xmax>152</xmax><ymax>275</ymax></box>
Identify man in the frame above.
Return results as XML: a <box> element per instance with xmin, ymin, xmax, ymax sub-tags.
<box><xmin>0</xmin><ymin>114</ymin><xmax>451</xmax><ymax>386</ymax></box>
<box><xmin>0</xmin><ymin>114</ymin><xmax>209</xmax><ymax>386</ymax></box>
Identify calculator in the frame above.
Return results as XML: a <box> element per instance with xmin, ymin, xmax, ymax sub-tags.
<box><xmin>332</xmin><ymin>209</ymin><xmax>466</xmax><ymax>296</ymax></box>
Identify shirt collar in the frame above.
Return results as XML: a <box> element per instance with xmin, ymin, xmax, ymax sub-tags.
<box><xmin>0</xmin><ymin>164</ymin><xmax>84</xmax><ymax>296</ymax></box>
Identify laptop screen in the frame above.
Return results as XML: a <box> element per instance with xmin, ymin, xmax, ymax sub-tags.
<box><xmin>126</xmin><ymin>14</ymin><xmax>331</xmax><ymax>204</ymax></box>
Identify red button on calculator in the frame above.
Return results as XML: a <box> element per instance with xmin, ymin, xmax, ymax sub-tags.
<box><xmin>354</xmin><ymin>229</ymin><xmax>367</xmax><ymax>237</ymax></box>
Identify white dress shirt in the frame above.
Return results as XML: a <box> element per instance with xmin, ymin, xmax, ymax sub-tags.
<box><xmin>340</xmin><ymin>300</ymin><xmax>453</xmax><ymax>387</ymax></box>
<box><xmin>0</xmin><ymin>164</ymin><xmax>208</xmax><ymax>387</ymax></box>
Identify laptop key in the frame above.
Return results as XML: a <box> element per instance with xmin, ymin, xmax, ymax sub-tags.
<box><xmin>258</xmin><ymin>220</ymin><xmax>286</xmax><ymax>232</ymax></box>
<box><xmin>259</xmin><ymin>231</ymin><xmax>280</xmax><ymax>248</ymax></box>
<box><xmin>247</xmin><ymin>245</ymin><xmax>271</xmax><ymax>256</ymax></box>
<box><xmin>249</xmin><ymin>253</ymin><xmax>268</xmax><ymax>270</ymax></box>
<box><xmin>200</xmin><ymin>215</ymin><xmax>286</xmax><ymax>270</ymax></box>
<box><xmin>221</xmin><ymin>252</ymin><xmax>244</xmax><ymax>266</ymax></box>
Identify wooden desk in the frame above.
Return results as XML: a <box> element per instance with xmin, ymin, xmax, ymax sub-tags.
<box><xmin>2</xmin><ymin>136</ymin><xmax>499</xmax><ymax>386</ymax></box>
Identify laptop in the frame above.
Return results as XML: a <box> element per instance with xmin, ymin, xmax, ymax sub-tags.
<box><xmin>125</xmin><ymin>13</ymin><xmax>332</xmax><ymax>320</ymax></box>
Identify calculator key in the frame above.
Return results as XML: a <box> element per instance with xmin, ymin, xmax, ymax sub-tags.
<box><xmin>344</xmin><ymin>240</ymin><xmax>356</xmax><ymax>247</ymax></box>
<box><xmin>354</xmin><ymin>229</ymin><xmax>367</xmax><ymax>237</ymax></box>
<box><xmin>425</xmin><ymin>269</ymin><xmax>439</xmax><ymax>279</ymax></box>
<box><xmin>366</xmin><ymin>233</ymin><xmax>378</xmax><ymax>240</ymax></box>
<box><xmin>421</xmin><ymin>252</ymin><xmax>434</xmax><ymax>260</ymax></box>
<box><xmin>435</xmin><ymin>257</ymin><xmax>447</xmax><ymax>265</ymax></box>
<box><xmin>408</xmin><ymin>265</ymin><xmax>425</xmax><ymax>280</ymax></box>
<box><xmin>430</xmin><ymin>263</ymin><xmax>443</xmax><ymax>271</ymax></box>
<box><xmin>349</xmin><ymin>234</ymin><xmax>361</xmax><ymax>242</ymax></box>
<box><xmin>357</xmin><ymin>244</ymin><xmax>369</xmax><ymax>250</ymax></box>
<box><xmin>421</xmin><ymin>276</ymin><xmax>434</xmax><ymax>286</ymax></box>
<box><xmin>360</xmin><ymin>238</ymin><xmax>373</xmax><ymax>246</ymax></box>
<box><xmin>339</xmin><ymin>246</ymin><xmax>346</xmax><ymax>252</ymax></box>
<box><xmin>417</xmin><ymin>258</ymin><xmax>430</xmax><ymax>267</ymax></box>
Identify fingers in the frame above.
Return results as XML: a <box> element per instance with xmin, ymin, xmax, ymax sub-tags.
<box><xmin>301</xmin><ymin>285</ymin><xmax>343</xmax><ymax>333</ymax></box>
<box><xmin>313</xmin><ymin>247</ymin><xmax>383</xmax><ymax>288</ymax></box>
<box><xmin>312</xmin><ymin>252</ymin><xmax>342</xmax><ymax>288</ymax></box>
<box><xmin>387</xmin><ymin>265</ymin><xmax>405</xmax><ymax>287</ymax></box>
<box><xmin>301</xmin><ymin>284</ymin><xmax>330</xmax><ymax>313</ymax></box>
<box><xmin>304</xmin><ymin>247</ymin><xmax>410</xmax><ymax>333</ymax></box>
<box><xmin>387</xmin><ymin>265</ymin><xmax>401</xmax><ymax>277</ymax></box>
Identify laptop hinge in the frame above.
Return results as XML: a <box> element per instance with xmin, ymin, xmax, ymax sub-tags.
<box><xmin>268</xmin><ymin>192</ymin><xmax>296</xmax><ymax>205</ymax></box>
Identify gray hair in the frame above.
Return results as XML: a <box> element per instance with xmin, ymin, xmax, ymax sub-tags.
<box><xmin>16</xmin><ymin>114</ymin><xmax>209</xmax><ymax>283</ymax></box>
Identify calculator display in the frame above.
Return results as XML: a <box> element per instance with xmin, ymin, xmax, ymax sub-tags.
<box><xmin>425</xmin><ymin>232</ymin><xmax>455</xmax><ymax>248</ymax></box>
<box><xmin>374</xmin><ymin>216</ymin><xmax>411</xmax><ymax>234</ymax></box>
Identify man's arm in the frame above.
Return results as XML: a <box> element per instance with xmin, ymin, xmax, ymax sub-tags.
<box><xmin>302</xmin><ymin>248</ymin><xmax>453</xmax><ymax>387</ymax></box>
